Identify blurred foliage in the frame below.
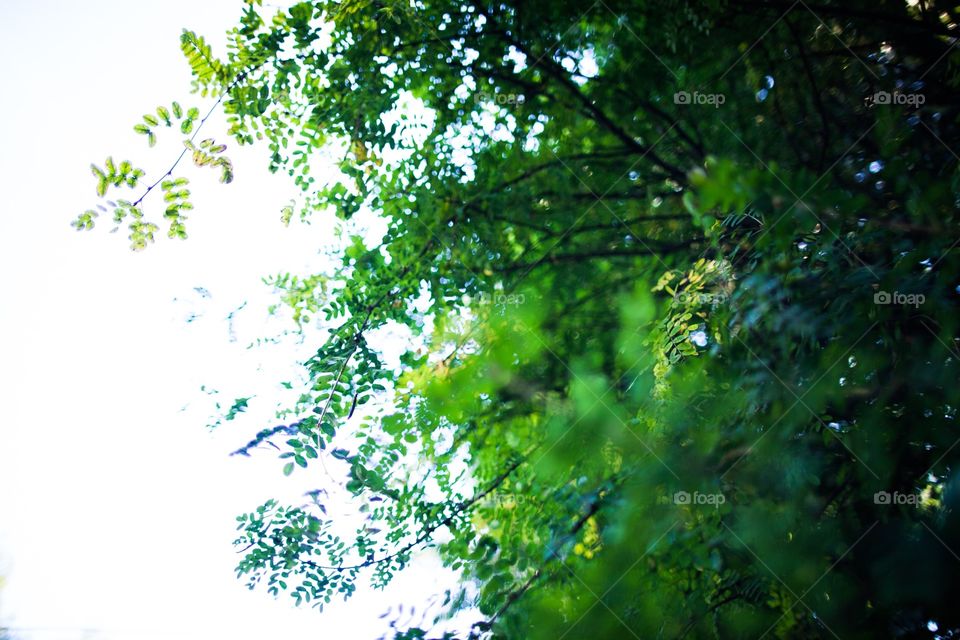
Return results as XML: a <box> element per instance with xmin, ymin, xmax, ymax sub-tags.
<box><xmin>79</xmin><ymin>0</ymin><xmax>960</xmax><ymax>638</ymax></box>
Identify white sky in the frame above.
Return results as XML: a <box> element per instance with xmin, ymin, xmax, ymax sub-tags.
<box><xmin>0</xmin><ymin>2</ymin><xmax>466</xmax><ymax>638</ymax></box>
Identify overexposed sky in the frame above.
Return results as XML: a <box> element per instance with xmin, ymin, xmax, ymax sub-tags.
<box><xmin>0</xmin><ymin>2</ymin><xmax>464</xmax><ymax>638</ymax></box>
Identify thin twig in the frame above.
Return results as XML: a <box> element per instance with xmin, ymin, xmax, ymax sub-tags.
<box><xmin>131</xmin><ymin>69</ymin><xmax>254</xmax><ymax>208</ymax></box>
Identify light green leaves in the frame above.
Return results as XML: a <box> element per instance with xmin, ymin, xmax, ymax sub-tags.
<box><xmin>184</xmin><ymin>138</ymin><xmax>234</xmax><ymax>183</ymax></box>
<box><xmin>84</xmin><ymin>100</ymin><xmax>233</xmax><ymax>249</ymax></box>
<box><xmin>87</xmin><ymin>158</ymin><xmax>143</xmax><ymax>199</ymax></box>
<box><xmin>161</xmin><ymin>176</ymin><xmax>192</xmax><ymax>239</ymax></box>
<box><xmin>128</xmin><ymin>219</ymin><xmax>158</xmax><ymax>251</ymax></box>
<box><xmin>135</xmin><ymin>103</ymin><xmax>200</xmax><ymax>147</ymax></box>
<box><xmin>72</xmin><ymin>210</ymin><xmax>98</xmax><ymax>231</ymax></box>
<box><xmin>180</xmin><ymin>29</ymin><xmax>228</xmax><ymax>93</ymax></box>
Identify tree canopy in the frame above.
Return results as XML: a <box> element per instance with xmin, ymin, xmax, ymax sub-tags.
<box><xmin>77</xmin><ymin>1</ymin><xmax>960</xmax><ymax>638</ymax></box>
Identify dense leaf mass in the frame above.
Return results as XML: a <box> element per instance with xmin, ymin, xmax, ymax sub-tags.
<box><xmin>79</xmin><ymin>1</ymin><xmax>960</xmax><ymax>638</ymax></box>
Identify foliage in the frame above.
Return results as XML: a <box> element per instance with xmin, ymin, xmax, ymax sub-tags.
<box><xmin>78</xmin><ymin>0</ymin><xmax>960</xmax><ymax>638</ymax></box>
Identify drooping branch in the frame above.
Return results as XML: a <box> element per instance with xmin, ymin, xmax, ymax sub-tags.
<box><xmin>301</xmin><ymin>455</ymin><xmax>528</xmax><ymax>573</ymax></box>
<box><xmin>131</xmin><ymin>66</ymin><xmax>256</xmax><ymax>208</ymax></box>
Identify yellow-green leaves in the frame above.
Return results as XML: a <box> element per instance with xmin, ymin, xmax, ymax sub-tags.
<box><xmin>72</xmin><ymin>210</ymin><xmax>98</xmax><ymax>231</ymax></box>
<box><xmin>128</xmin><ymin>220</ymin><xmax>158</xmax><ymax>251</ymax></box>
<box><xmin>184</xmin><ymin>138</ymin><xmax>234</xmax><ymax>183</ymax></box>
<box><xmin>84</xmin><ymin>157</ymin><xmax>143</xmax><ymax>237</ymax></box>
<box><xmin>161</xmin><ymin>176</ymin><xmax>192</xmax><ymax>240</ymax></box>
<box><xmin>180</xmin><ymin>29</ymin><xmax>227</xmax><ymax>94</ymax></box>
<box><xmin>91</xmin><ymin>164</ymin><xmax>107</xmax><ymax>197</ymax></box>
<box><xmin>135</xmin><ymin>103</ymin><xmax>200</xmax><ymax>147</ymax></box>
<box><xmin>88</xmin><ymin>157</ymin><xmax>144</xmax><ymax>197</ymax></box>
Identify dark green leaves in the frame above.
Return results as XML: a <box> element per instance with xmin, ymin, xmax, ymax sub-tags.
<box><xmin>79</xmin><ymin>1</ymin><xmax>960</xmax><ymax>637</ymax></box>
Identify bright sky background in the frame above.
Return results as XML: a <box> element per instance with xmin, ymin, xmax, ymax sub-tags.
<box><xmin>0</xmin><ymin>2</ymin><xmax>465</xmax><ymax>638</ymax></box>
